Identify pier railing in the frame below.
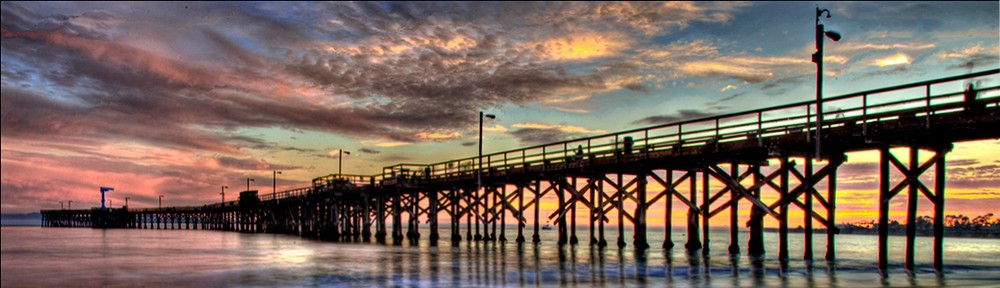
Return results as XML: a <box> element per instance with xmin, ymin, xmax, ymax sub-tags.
<box><xmin>415</xmin><ymin>69</ymin><xmax>999</xmax><ymax>181</ymax></box>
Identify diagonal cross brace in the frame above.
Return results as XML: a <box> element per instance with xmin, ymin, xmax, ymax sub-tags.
<box><xmin>885</xmin><ymin>150</ymin><xmax>946</xmax><ymax>201</ymax></box>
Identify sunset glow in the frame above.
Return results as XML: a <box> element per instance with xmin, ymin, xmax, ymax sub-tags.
<box><xmin>2</xmin><ymin>1</ymin><xmax>998</xmax><ymax>230</ymax></box>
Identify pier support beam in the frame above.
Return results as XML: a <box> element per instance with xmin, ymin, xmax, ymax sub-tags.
<box><xmin>569</xmin><ymin>178</ymin><xmax>579</xmax><ymax>245</ymax></box>
<box><xmin>663</xmin><ymin>171</ymin><xmax>674</xmax><ymax>249</ymax></box>
<box><xmin>532</xmin><ymin>181</ymin><xmax>541</xmax><ymax>244</ymax></box>
<box><xmin>429</xmin><ymin>190</ymin><xmax>439</xmax><ymax>244</ymax></box>
<box><xmin>876</xmin><ymin>144</ymin><xmax>951</xmax><ymax>275</ymax></box>
<box><xmin>634</xmin><ymin>173</ymin><xmax>649</xmax><ymax>250</ymax></box>
<box><xmin>685</xmin><ymin>170</ymin><xmax>702</xmax><ymax>252</ymax></box>
<box><xmin>779</xmin><ymin>156</ymin><xmax>790</xmax><ymax>266</ymax></box>
<box><xmin>748</xmin><ymin>164</ymin><xmax>765</xmax><ymax>260</ymax></box>
<box><xmin>729</xmin><ymin>164</ymin><xmax>741</xmax><ymax>255</ymax></box>
<box><xmin>516</xmin><ymin>183</ymin><xmax>525</xmax><ymax>243</ymax></box>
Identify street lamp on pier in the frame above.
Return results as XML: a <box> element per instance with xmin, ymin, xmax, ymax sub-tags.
<box><xmin>273</xmin><ymin>171</ymin><xmax>282</xmax><ymax>194</ymax></box>
<box><xmin>221</xmin><ymin>185</ymin><xmax>228</xmax><ymax>202</ymax></box>
<box><xmin>159</xmin><ymin>195</ymin><xmax>164</xmax><ymax>209</ymax></box>
<box><xmin>338</xmin><ymin>149</ymin><xmax>351</xmax><ymax>177</ymax></box>
<box><xmin>247</xmin><ymin>178</ymin><xmax>254</xmax><ymax>191</ymax></box>
<box><xmin>813</xmin><ymin>7</ymin><xmax>842</xmax><ymax>159</ymax></box>
<box><xmin>476</xmin><ymin>111</ymin><xmax>496</xmax><ymax>241</ymax></box>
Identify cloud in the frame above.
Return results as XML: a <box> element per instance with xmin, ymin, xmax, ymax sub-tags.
<box><xmin>415</xmin><ymin>132</ymin><xmax>463</xmax><ymax>141</ymax></box>
<box><xmin>938</xmin><ymin>42</ymin><xmax>1000</xmax><ymax>71</ymax></box>
<box><xmin>510</xmin><ymin>128</ymin><xmax>573</xmax><ymax>145</ymax></box>
<box><xmin>508</xmin><ymin>122</ymin><xmax>607</xmax><ymax>145</ymax></box>
<box><xmin>531</xmin><ymin>33</ymin><xmax>631</xmax><ymax>61</ymax></box>
<box><xmin>632</xmin><ymin>109</ymin><xmax>715</xmax><ymax>125</ymax></box>
<box><xmin>358</xmin><ymin>148</ymin><xmax>381</xmax><ymax>154</ymax></box>
<box><xmin>588</xmin><ymin>2</ymin><xmax>750</xmax><ymax>36</ymax></box>
<box><xmin>872</xmin><ymin>53</ymin><xmax>911</xmax><ymax>67</ymax></box>
<box><xmin>216</xmin><ymin>156</ymin><xmax>299</xmax><ymax>171</ymax></box>
<box><xmin>511</xmin><ymin>123</ymin><xmax>606</xmax><ymax>134</ymax></box>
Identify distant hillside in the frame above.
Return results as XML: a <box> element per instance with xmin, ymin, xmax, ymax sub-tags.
<box><xmin>1</xmin><ymin>213</ymin><xmax>42</xmax><ymax>226</ymax></box>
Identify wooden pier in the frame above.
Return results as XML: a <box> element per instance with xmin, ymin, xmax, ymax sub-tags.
<box><xmin>42</xmin><ymin>70</ymin><xmax>1000</xmax><ymax>275</ymax></box>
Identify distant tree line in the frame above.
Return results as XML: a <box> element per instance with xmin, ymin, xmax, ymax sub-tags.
<box><xmin>839</xmin><ymin>213</ymin><xmax>999</xmax><ymax>238</ymax></box>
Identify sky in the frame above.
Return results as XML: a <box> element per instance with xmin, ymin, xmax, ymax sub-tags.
<box><xmin>1</xmin><ymin>1</ymin><xmax>998</xmax><ymax>226</ymax></box>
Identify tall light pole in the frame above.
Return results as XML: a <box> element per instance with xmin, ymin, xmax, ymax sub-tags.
<box><xmin>125</xmin><ymin>197</ymin><xmax>130</xmax><ymax>208</ymax></box>
<box><xmin>273</xmin><ymin>170</ymin><xmax>281</xmax><ymax>194</ymax></box>
<box><xmin>477</xmin><ymin>111</ymin><xmax>497</xmax><ymax>241</ymax></box>
<box><xmin>221</xmin><ymin>185</ymin><xmax>228</xmax><ymax>202</ymax></box>
<box><xmin>159</xmin><ymin>195</ymin><xmax>164</xmax><ymax>209</ymax></box>
<box><xmin>246</xmin><ymin>178</ymin><xmax>254</xmax><ymax>191</ymax></box>
<box><xmin>478</xmin><ymin>111</ymin><xmax>496</xmax><ymax>189</ymax></box>
<box><xmin>813</xmin><ymin>7</ymin><xmax>841</xmax><ymax>160</ymax></box>
<box><xmin>100</xmin><ymin>187</ymin><xmax>114</xmax><ymax>210</ymax></box>
<box><xmin>338</xmin><ymin>149</ymin><xmax>351</xmax><ymax>177</ymax></box>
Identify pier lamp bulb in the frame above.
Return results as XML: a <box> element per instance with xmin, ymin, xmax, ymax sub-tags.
<box><xmin>485</xmin><ymin>114</ymin><xmax>496</xmax><ymax>119</ymax></box>
<box><xmin>825</xmin><ymin>30</ymin><xmax>842</xmax><ymax>42</ymax></box>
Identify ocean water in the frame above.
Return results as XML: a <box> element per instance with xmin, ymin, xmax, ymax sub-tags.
<box><xmin>2</xmin><ymin>226</ymin><xmax>999</xmax><ymax>287</ymax></box>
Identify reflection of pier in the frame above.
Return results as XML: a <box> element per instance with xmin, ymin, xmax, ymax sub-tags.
<box><xmin>41</xmin><ymin>70</ymin><xmax>1000</xmax><ymax>275</ymax></box>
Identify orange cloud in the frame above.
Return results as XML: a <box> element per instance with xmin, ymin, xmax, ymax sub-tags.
<box><xmin>533</xmin><ymin>33</ymin><xmax>629</xmax><ymax>61</ymax></box>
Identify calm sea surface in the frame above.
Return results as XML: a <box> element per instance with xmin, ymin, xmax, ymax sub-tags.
<box><xmin>3</xmin><ymin>226</ymin><xmax>999</xmax><ymax>287</ymax></box>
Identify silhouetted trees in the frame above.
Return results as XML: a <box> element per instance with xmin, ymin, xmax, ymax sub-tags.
<box><xmin>839</xmin><ymin>213</ymin><xmax>999</xmax><ymax>238</ymax></box>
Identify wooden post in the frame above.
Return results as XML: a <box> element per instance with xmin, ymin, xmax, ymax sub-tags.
<box><xmin>933</xmin><ymin>147</ymin><xmax>946</xmax><ymax>273</ymax></box>
<box><xmin>779</xmin><ymin>157</ymin><xmax>790</xmax><ymax>264</ymax></box>
<box><xmin>685</xmin><ymin>170</ymin><xmax>702</xmax><ymax>251</ymax></box>
<box><xmin>748</xmin><ymin>164</ymin><xmax>765</xmax><ymax>260</ymax></box>
<box><xmin>905</xmin><ymin>147</ymin><xmax>918</xmax><ymax>273</ymax></box>
<box><xmin>878</xmin><ymin>146</ymin><xmax>890</xmax><ymax>275</ymax></box>
<box><xmin>804</xmin><ymin>157</ymin><xmax>814</xmax><ymax>263</ymax></box>
<box><xmin>729</xmin><ymin>164</ymin><xmax>740</xmax><ymax>255</ymax></box>
<box><xmin>663</xmin><ymin>170</ymin><xmax>674</xmax><ymax>249</ymax></box>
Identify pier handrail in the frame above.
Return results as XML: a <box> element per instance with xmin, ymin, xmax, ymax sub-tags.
<box><xmin>423</xmin><ymin>68</ymin><xmax>999</xmax><ymax>179</ymax></box>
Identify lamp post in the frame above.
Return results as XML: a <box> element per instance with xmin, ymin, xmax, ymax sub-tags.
<box><xmin>221</xmin><ymin>186</ymin><xmax>228</xmax><ymax>202</ymax></box>
<box><xmin>68</xmin><ymin>201</ymin><xmax>72</xmax><ymax>210</ymax></box>
<box><xmin>812</xmin><ymin>7</ymin><xmax>841</xmax><ymax>160</ymax></box>
<box><xmin>125</xmin><ymin>197</ymin><xmax>130</xmax><ymax>208</ymax></box>
<box><xmin>476</xmin><ymin>111</ymin><xmax>497</xmax><ymax>241</ymax></box>
<box><xmin>60</xmin><ymin>201</ymin><xmax>64</xmax><ymax>210</ymax></box>
<box><xmin>246</xmin><ymin>178</ymin><xmax>254</xmax><ymax>191</ymax></box>
<box><xmin>338</xmin><ymin>149</ymin><xmax>351</xmax><ymax>177</ymax></box>
<box><xmin>273</xmin><ymin>170</ymin><xmax>281</xmax><ymax>194</ymax></box>
<box><xmin>159</xmin><ymin>195</ymin><xmax>164</xmax><ymax>209</ymax></box>
<box><xmin>100</xmin><ymin>187</ymin><xmax>114</xmax><ymax>210</ymax></box>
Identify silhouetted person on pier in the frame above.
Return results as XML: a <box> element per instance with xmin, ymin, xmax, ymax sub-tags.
<box><xmin>571</xmin><ymin>145</ymin><xmax>584</xmax><ymax>161</ymax></box>
<box><xmin>964</xmin><ymin>83</ymin><xmax>982</xmax><ymax>112</ymax></box>
<box><xmin>623</xmin><ymin>136</ymin><xmax>634</xmax><ymax>155</ymax></box>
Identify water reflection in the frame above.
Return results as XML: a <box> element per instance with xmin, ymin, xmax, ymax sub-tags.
<box><xmin>4</xmin><ymin>227</ymin><xmax>1000</xmax><ymax>287</ymax></box>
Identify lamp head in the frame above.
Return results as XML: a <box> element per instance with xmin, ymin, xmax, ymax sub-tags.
<box><xmin>825</xmin><ymin>30</ymin><xmax>842</xmax><ymax>42</ymax></box>
<box><xmin>485</xmin><ymin>114</ymin><xmax>496</xmax><ymax>119</ymax></box>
